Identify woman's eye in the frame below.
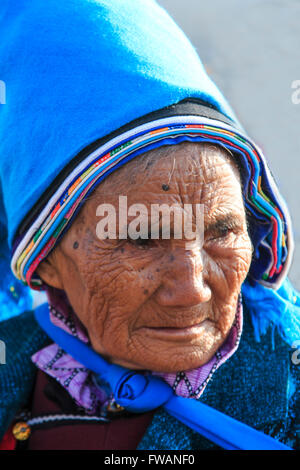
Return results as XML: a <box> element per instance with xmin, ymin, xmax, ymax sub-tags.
<box><xmin>218</xmin><ymin>227</ymin><xmax>230</xmax><ymax>238</ymax></box>
<box><xmin>207</xmin><ymin>227</ymin><xmax>231</xmax><ymax>242</ymax></box>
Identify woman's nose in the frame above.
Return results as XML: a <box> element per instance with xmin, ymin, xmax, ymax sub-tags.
<box><xmin>154</xmin><ymin>248</ymin><xmax>212</xmax><ymax>307</ymax></box>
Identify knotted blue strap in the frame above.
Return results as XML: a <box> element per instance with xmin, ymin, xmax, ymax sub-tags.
<box><xmin>34</xmin><ymin>303</ymin><xmax>292</xmax><ymax>450</ymax></box>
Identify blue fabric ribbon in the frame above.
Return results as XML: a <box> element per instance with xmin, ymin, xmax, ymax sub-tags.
<box><xmin>34</xmin><ymin>303</ymin><xmax>292</xmax><ymax>450</ymax></box>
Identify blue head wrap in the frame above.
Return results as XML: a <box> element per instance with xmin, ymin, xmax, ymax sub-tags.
<box><xmin>0</xmin><ymin>0</ymin><xmax>299</xmax><ymax>345</ymax></box>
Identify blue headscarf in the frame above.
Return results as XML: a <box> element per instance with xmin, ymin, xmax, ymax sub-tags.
<box><xmin>0</xmin><ymin>0</ymin><xmax>299</xmax><ymax>346</ymax></box>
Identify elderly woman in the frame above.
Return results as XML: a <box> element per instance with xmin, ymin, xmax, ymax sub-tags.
<box><xmin>0</xmin><ymin>0</ymin><xmax>299</xmax><ymax>451</ymax></box>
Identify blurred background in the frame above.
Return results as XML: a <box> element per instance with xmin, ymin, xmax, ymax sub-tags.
<box><xmin>158</xmin><ymin>0</ymin><xmax>300</xmax><ymax>289</ymax></box>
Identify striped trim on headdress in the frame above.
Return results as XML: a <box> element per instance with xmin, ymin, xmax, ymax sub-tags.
<box><xmin>11</xmin><ymin>115</ymin><xmax>293</xmax><ymax>291</ymax></box>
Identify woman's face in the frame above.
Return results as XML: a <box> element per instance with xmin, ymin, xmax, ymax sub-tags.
<box><xmin>38</xmin><ymin>143</ymin><xmax>253</xmax><ymax>372</ymax></box>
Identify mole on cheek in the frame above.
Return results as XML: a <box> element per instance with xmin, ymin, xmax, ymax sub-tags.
<box><xmin>73</xmin><ymin>241</ymin><xmax>79</xmax><ymax>249</ymax></box>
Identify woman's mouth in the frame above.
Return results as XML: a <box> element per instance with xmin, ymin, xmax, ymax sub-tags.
<box><xmin>140</xmin><ymin>320</ymin><xmax>212</xmax><ymax>342</ymax></box>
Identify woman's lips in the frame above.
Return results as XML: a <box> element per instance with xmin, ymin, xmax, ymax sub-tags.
<box><xmin>140</xmin><ymin>319</ymin><xmax>211</xmax><ymax>342</ymax></box>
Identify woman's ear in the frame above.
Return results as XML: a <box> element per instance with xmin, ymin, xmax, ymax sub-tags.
<box><xmin>36</xmin><ymin>256</ymin><xmax>64</xmax><ymax>290</ymax></box>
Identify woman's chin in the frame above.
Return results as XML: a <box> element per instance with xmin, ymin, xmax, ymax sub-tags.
<box><xmin>108</xmin><ymin>344</ymin><xmax>219</xmax><ymax>373</ymax></box>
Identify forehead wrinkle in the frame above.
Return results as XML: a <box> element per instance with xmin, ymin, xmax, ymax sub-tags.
<box><xmin>90</xmin><ymin>142</ymin><xmax>205</xmax><ymax>199</ymax></box>
<box><xmin>80</xmin><ymin>142</ymin><xmax>242</xmax><ymax>214</ymax></box>
<box><xmin>199</xmin><ymin>156</ymin><xmax>235</xmax><ymax>186</ymax></box>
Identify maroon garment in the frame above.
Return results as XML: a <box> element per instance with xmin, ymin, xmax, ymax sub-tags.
<box><xmin>27</xmin><ymin>370</ymin><xmax>155</xmax><ymax>450</ymax></box>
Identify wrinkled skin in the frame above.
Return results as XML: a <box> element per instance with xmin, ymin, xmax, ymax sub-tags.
<box><xmin>37</xmin><ymin>143</ymin><xmax>252</xmax><ymax>373</ymax></box>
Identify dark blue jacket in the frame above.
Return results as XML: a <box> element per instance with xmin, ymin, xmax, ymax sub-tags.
<box><xmin>0</xmin><ymin>302</ymin><xmax>299</xmax><ymax>450</ymax></box>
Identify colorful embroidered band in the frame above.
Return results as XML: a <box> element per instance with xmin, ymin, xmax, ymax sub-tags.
<box><xmin>11</xmin><ymin>115</ymin><xmax>293</xmax><ymax>290</ymax></box>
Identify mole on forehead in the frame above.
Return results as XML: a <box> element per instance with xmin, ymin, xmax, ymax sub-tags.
<box><xmin>85</xmin><ymin>144</ymin><xmax>239</xmax><ymax>206</ymax></box>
